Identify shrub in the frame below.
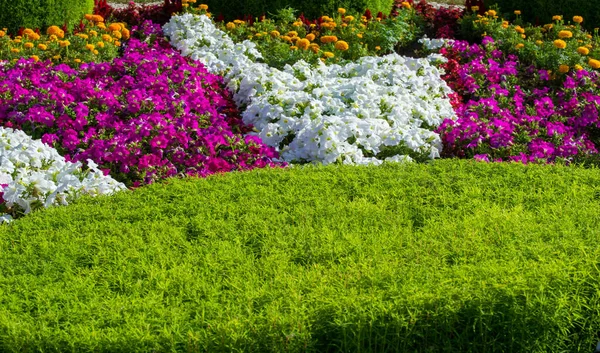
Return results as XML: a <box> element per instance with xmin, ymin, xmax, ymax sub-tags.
<box><xmin>0</xmin><ymin>161</ymin><xmax>600</xmax><ymax>351</ymax></box>
<box><xmin>0</xmin><ymin>0</ymin><xmax>94</xmax><ymax>35</ymax></box>
<box><xmin>197</xmin><ymin>0</ymin><xmax>395</xmax><ymax>22</ymax></box>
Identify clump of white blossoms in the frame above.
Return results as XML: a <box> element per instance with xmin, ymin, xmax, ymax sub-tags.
<box><xmin>0</xmin><ymin>127</ymin><xmax>126</xmax><ymax>223</ymax></box>
<box><xmin>164</xmin><ymin>14</ymin><xmax>457</xmax><ymax>165</ymax></box>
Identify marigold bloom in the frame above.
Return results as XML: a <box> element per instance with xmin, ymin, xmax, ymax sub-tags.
<box><xmin>305</xmin><ymin>33</ymin><xmax>315</xmax><ymax>41</ymax></box>
<box><xmin>287</xmin><ymin>31</ymin><xmax>298</xmax><ymax>37</ymax></box>
<box><xmin>559</xmin><ymin>64</ymin><xmax>570</xmax><ymax>73</ymax></box>
<box><xmin>292</xmin><ymin>21</ymin><xmax>303</xmax><ymax>27</ymax></box>
<box><xmin>97</xmin><ymin>22</ymin><xmax>106</xmax><ymax>30</ymax></box>
<box><xmin>78</xmin><ymin>33</ymin><xmax>89</xmax><ymax>40</ymax></box>
<box><xmin>334</xmin><ymin>40</ymin><xmax>349</xmax><ymax>51</ymax></box>
<box><xmin>290</xmin><ymin>45</ymin><xmax>298</xmax><ymax>50</ymax></box>
<box><xmin>577</xmin><ymin>46</ymin><xmax>590</xmax><ymax>55</ymax></box>
<box><xmin>375</xmin><ymin>46</ymin><xmax>381</xmax><ymax>50</ymax></box>
<box><xmin>357</xmin><ymin>32</ymin><xmax>363</xmax><ymax>38</ymax></box>
<box><xmin>30</xmin><ymin>55</ymin><xmax>39</xmax><ymax>62</ymax></box>
<box><xmin>535</xmin><ymin>40</ymin><xmax>543</xmax><ymax>45</ymax></box>
<box><xmin>320</xmin><ymin>35</ymin><xmax>338</xmax><ymax>43</ymax></box>
<box><xmin>24</xmin><ymin>42</ymin><xmax>34</xmax><ymax>49</ymax></box>
<box><xmin>10</xmin><ymin>48</ymin><xmax>19</xmax><ymax>53</ymax></box>
<box><xmin>199</xmin><ymin>4</ymin><xmax>208</xmax><ymax>10</ymax></box>
<box><xmin>226</xmin><ymin>22</ymin><xmax>235</xmax><ymax>30</ymax></box>
<box><xmin>108</xmin><ymin>23</ymin><xmax>122</xmax><ymax>31</ymax></box>
<box><xmin>74</xmin><ymin>58</ymin><xmax>81</xmax><ymax>63</ymax></box>
<box><xmin>37</xmin><ymin>43</ymin><xmax>47</xmax><ymax>50</ymax></box>
<box><xmin>343</xmin><ymin>15</ymin><xmax>355</xmax><ymax>22</ymax></box>
<box><xmin>401</xmin><ymin>1</ymin><xmax>411</xmax><ymax>9</ymax></box>
<box><xmin>114</xmin><ymin>40</ymin><xmax>121</xmax><ymax>46</ymax></box>
<box><xmin>59</xmin><ymin>40</ymin><xmax>71</xmax><ymax>47</ymax></box>
<box><xmin>309</xmin><ymin>43</ymin><xmax>320</xmax><ymax>53</ymax></box>
<box><xmin>92</xmin><ymin>15</ymin><xmax>104</xmax><ymax>22</ymax></box>
<box><xmin>85</xmin><ymin>14</ymin><xmax>94</xmax><ymax>21</ymax></box>
<box><xmin>338</xmin><ymin>8</ymin><xmax>346</xmax><ymax>15</ymax></box>
<box><xmin>575</xmin><ymin>64</ymin><xmax>584</xmax><ymax>71</ymax></box>
<box><xmin>23</xmin><ymin>28</ymin><xmax>34</xmax><ymax>35</ymax></box>
<box><xmin>297</xmin><ymin>38</ymin><xmax>310</xmax><ymax>50</ymax></box>
<box><xmin>13</xmin><ymin>39</ymin><xmax>21</xmax><ymax>43</ymax></box>
<box><xmin>552</xmin><ymin>15</ymin><xmax>562</xmax><ymax>21</ymax></box>
<box><xmin>89</xmin><ymin>30</ymin><xmax>98</xmax><ymax>37</ymax></box>
<box><xmin>281</xmin><ymin>35</ymin><xmax>292</xmax><ymax>42</ymax></box>
<box><xmin>558</xmin><ymin>30</ymin><xmax>573</xmax><ymax>38</ymax></box>
<box><xmin>514</xmin><ymin>10</ymin><xmax>521</xmax><ymax>15</ymax></box>
<box><xmin>86</xmin><ymin>44</ymin><xmax>95</xmax><ymax>51</ymax></box>
<box><xmin>553</xmin><ymin>39</ymin><xmax>567</xmax><ymax>49</ymax></box>
<box><xmin>97</xmin><ymin>41</ymin><xmax>105</xmax><ymax>48</ymax></box>
<box><xmin>112</xmin><ymin>31</ymin><xmax>122</xmax><ymax>39</ymax></box>
<box><xmin>323</xmin><ymin>51</ymin><xmax>334</xmax><ymax>58</ymax></box>
<box><xmin>515</xmin><ymin>43</ymin><xmax>524</xmax><ymax>49</ymax></box>
<box><xmin>102</xmin><ymin>34</ymin><xmax>112</xmax><ymax>42</ymax></box>
<box><xmin>121</xmin><ymin>28</ymin><xmax>130</xmax><ymax>40</ymax></box>
<box><xmin>589</xmin><ymin>58</ymin><xmax>600</xmax><ymax>69</ymax></box>
<box><xmin>502</xmin><ymin>21</ymin><xmax>509</xmax><ymax>28</ymax></box>
<box><xmin>573</xmin><ymin>16</ymin><xmax>583</xmax><ymax>24</ymax></box>
<box><xmin>270</xmin><ymin>30</ymin><xmax>280</xmax><ymax>37</ymax></box>
<box><xmin>471</xmin><ymin>6</ymin><xmax>479</xmax><ymax>11</ymax></box>
<box><xmin>485</xmin><ymin>10</ymin><xmax>497</xmax><ymax>16</ymax></box>
<box><xmin>515</xmin><ymin>26</ymin><xmax>525</xmax><ymax>34</ymax></box>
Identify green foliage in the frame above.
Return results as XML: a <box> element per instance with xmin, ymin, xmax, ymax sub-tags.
<box><xmin>483</xmin><ymin>0</ymin><xmax>600</xmax><ymax>30</ymax></box>
<box><xmin>199</xmin><ymin>0</ymin><xmax>395</xmax><ymax>21</ymax></box>
<box><xmin>0</xmin><ymin>160</ymin><xmax>600</xmax><ymax>352</ymax></box>
<box><xmin>0</xmin><ymin>0</ymin><xmax>94</xmax><ymax>35</ymax></box>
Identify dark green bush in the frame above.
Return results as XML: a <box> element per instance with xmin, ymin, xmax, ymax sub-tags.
<box><xmin>201</xmin><ymin>0</ymin><xmax>395</xmax><ymax>21</ymax></box>
<box><xmin>1</xmin><ymin>160</ymin><xmax>600</xmax><ymax>352</ymax></box>
<box><xmin>0</xmin><ymin>0</ymin><xmax>94</xmax><ymax>35</ymax></box>
<box><xmin>483</xmin><ymin>0</ymin><xmax>600</xmax><ymax>29</ymax></box>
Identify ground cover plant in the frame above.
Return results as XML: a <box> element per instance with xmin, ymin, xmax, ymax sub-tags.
<box><xmin>0</xmin><ymin>160</ymin><xmax>599</xmax><ymax>352</ymax></box>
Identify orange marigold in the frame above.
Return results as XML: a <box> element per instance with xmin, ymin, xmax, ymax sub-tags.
<box><xmin>305</xmin><ymin>33</ymin><xmax>315</xmax><ymax>41</ymax></box>
<box><xmin>297</xmin><ymin>38</ymin><xmax>310</xmax><ymax>50</ymax></box>
<box><xmin>577</xmin><ymin>46</ymin><xmax>590</xmax><ymax>55</ymax></box>
<box><xmin>334</xmin><ymin>40</ymin><xmax>349</xmax><ymax>51</ymax></box>
<box><xmin>553</xmin><ymin>39</ymin><xmax>567</xmax><ymax>49</ymax></box>
<box><xmin>573</xmin><ymin>16</ymin><xmax>583</xmax><ymax>24</ymax></box>
<box><xmin>558</xmin><ymin>64</ymin><xmax>570</xmax><ymax>73</ymax></box>
<box><xmin>320</xmin><ymin>35</ymin><xmax>338</xmax><ymax>44</ymax></box>
<box><xmin>558</xmin><ymin>30</ymin><xmax>573</xmax><ymax>38</ymax></box>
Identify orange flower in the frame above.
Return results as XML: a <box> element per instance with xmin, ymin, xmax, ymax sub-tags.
<box><xmin>573</xmin><ymin>16</ymin><xmax>583</xmax><ymax>24</ymax></box>
<box><xmin>305</xmin><ymin>33</ymin><xmax>315</xmax><ymax>41</ymax></box>
<box><xmin>297</xmin><ymin>38</ymin><xmax>310</xmax><ymax>50</ymax></box>
<box><xmin>575</xmin><ymin>64</ymin><xmax>584</xmax><ymax>71</ymax></box>
<box><xmin>320</xmin><ymin>35</ymin><xmax>338</xmax><ymax>44</ymax></box>
<box><xmin>86</xmin><ymin>44</ymin><xmax>95</xmax><ymax>51</ymax></box>
<box><xmin>97</xmin><ymin>41</ymin><xmax>105</xmax><ymax>48</ymax></box>
<box><xmin>343</xmin><ymin>15</ymin><xmax>355</xmax><ymax>22</ymax></box>
<box><xmin>226</xmin><ymin>22</ymin><xmax>235</xmax><ymax>30</ymax></box>
<box><xmin>24</xmin><ymin>42</ymin><xmax>34</xmax><ymax>49</ymax></box>
<box><xmin>334</xmin><ymin>40</ymin><xmax>349</xmax><ymax>51</ymax></box>
<box><xmin>59</xmin><ymin>40</ymin><xmax>70</xmax><ymax>47</ymax></box>
<box><xmin>30</xmin><ymin>55</ymin><xmax>39</xmax><ymax>62</ymax></box>
<box><xmin>323</xmin><ymin>51</ymin><xmax>334</xmax><ymax>58</ymax></box>
<box><xmin>37</xmin><ymin>43</ymin><xmax>47</xmax><ymax>50</ymax></box>
<box><xmin>401</xmin><ymin>1</ymin><xmax>411</xmax><ymax>9</ymax></box>
<box><xmin>270</xmin><ymin>30</ymin><xmax>280</xmax><ymax>37</ymax></box>
<box><xmin>558</xmin><ymin>64</ymin><xmax>569</xmax><ymax>73</ymax></box>
<box><xmin>121</xmin><ymin>28</ymin><xmax>130</xmax><ymax>40</ymax></box>
<box><xmin>553</xmin><ymin>39</ymin><xmax>567</xmax><ymax>49</ymax></box>
<box><xmin>92</xmin><ymin>15</ymin><xmax>104</xmax><ymax>22</ymax></box>
<box><xmin>515</xmin><ymin>43</ymin><xmax>524</xmax><ymax>49</ymax></box>
<box><xmin>589</xmin><ymin>58</ymin><xmax>600</xmax><ymax>69</ymax></box>
<box><xmin>552</xmin><ymin>15</ymin><xmax>562</xmax><ymax>21</ymax></box>
<box><xmin>108</xmin><ymin>23</ymin><xmax>122</xmax><ymax>31</ymax></box>
<box><xmin>338</xmin><ymin>8</ymin><xmax>346</xmax><ymax>15</ymax></box>
<box><xmin>514</xmin><ymin>10</ymin><xmax>521</xmax><ymax>15</ymax></box>
<box><xmin>0</xmin><ymin>30</ymin><xmax>5</xmax><ymax>37</ymax></box>
<box><xmin>112</xmin><ymin>31</ymin><xmax>122</xmax><ymax>39</ymax></box>
<box><xmin>102</xmin><ymin>34</ymin><xmax>112</xmax><ymax>42</ymax></box>
<box><xmin>578</xmin><ymin>46</ymin><xmax>590</xmax><ymax>55</ymax></box>
<box><xmin>199</xmin><ymin>4</ymin><xmax>208</xmax><ymax>10</ymax></box>
<box><xmin>114</xmin><ymin>40</ymin><xmax>121</xmax><ymax>46</ymax></box>
<box><xmin>558</xmin><ymin>30</ymin><xmax>573</xmax><ymax>38</ymax></box>
<box><xmin>309</xmin><ymin>43</ymin><xmax>320</xmax><ymax>53</ymax></box>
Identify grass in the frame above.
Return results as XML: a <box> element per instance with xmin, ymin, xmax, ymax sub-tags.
<box><xmin>0</xmin><ymin>159</ymin><xmax>599</xmax><ymax>352</ymax></box>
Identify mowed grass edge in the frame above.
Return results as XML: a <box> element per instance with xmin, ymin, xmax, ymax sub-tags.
<box><xmin>0</xmin><ymin>159</ymin><xmax>599</xmax><ymax>352</ymax></box>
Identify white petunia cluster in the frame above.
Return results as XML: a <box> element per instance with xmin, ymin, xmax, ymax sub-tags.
<box><xmin>164</xmin><ymin>14</ymin><xmax>457</xmax><ymax>165</ymax></box>
<box><xmin>0</xmin><ymin>127</ymin><xmax>126</xmax><ymax>223</ymax></box>
<box><xmin>418</xmin><ymin>36</ymin><xmax>454</xmax><ymax>51</ymax></box>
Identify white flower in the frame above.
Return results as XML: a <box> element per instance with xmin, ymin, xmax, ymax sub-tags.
<box><xmin>0</xmin><ymin>127</ymin><xmax>126</xmax><ymax>222</ymax></box>
<box><xmin>164</xmin><ymin>14</ymin><xmax>458</xmax><ymax>166</ymax></box>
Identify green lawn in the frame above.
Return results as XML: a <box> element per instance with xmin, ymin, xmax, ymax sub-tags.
<box><xmin>0</xmin><ymin>159</ymin><xmax>599</xmax><ymax>352</ymax></box>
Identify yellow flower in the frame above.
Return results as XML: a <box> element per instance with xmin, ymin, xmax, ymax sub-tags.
<box><xmin>13</xmin><ymin>39</ymin><xmax>21</xmax><ymax>44</ymax></box>
<box><xmin>86</xmin><ymin>44</ymin><xmax>95</xmax><ymax>51</ymax></box>
<box><xmin>535</xmin><ymin>40</ymin><xmax>543</xmax><ymax>45</ymax></box>
<box><xmin>514</xmin><ymin>10</ymin><xmax>521</xmax><ymax>15</ymax></box>
<box><xmin>287</xmin><ymin>31</ymin><xmax>298</xmax><ymax>37</ymax></box>
<box><xmin>233</xmin><ymin>19</ymin><xmax>243</xmax><ymax>24</ymax></box>
<box><xmin>290</xmin><ymin>36</ymin><xmax>299</xmax><ymax>43</ymax></box>
<box><xmin>320</xmin><ymin>35</ymin><xmax>338</xmax><ymax>44</ymax></box>
<box><xmin>375</xmin><ymin>46</ymin><xmax>381</xmax><ymax>50</ymax></box>
<box><xmin>0</xmin><ymin>30</ymin><xmax>5</xmax><ymax>37</ymax></box>
<box><xmin>30</xmin><ymin>55</ymin><xmax>39</xmax><ymax>62</ymax></box>
<box><xmin>553</xmin><ymin>39</ymin><xmax>567</xmax><ymax>49</ymax></box>
<box><xmin>501</xmin><ymin>21</ymin><xmax>509</xmax><ymax>28</ymax></box>
<box><xmin>108</xmin><ymin>23</ymin><xmax>122</xmax><ymax>31</ymax></box>
<box><xmin>401</xmin><ymin>1</ymin><xmax>411</xmax><ymax>9</ymax></box>
<box><xmin>290</xmin><ymin>45</ymin><xmax>298</xmax><ymax>50</ymax></box>
<box><xmin>515</xmin><ymin>43</ymin><xmax>524</xmax><ymax>49</ymax></box>
<box><xmin>281</xmin><ymin>35</ymin><xmax>292</xmax><ymax>42</ymax></box>
<box><xmin>37</xmin><ymin>43</ymin><xmax>47</xmax><ymax>50</ymax></box>
<box><xmin>93</xmin><ymin>49</ymin><xmax>99</xmax><ymax>55</ymax></box>
<box><xmin>558</xmin><ymin>64</ymin><xmax>570</xmax><ymax>73</ymax></box>
<box><xmin>357</xmin><ymin>32</ymin><xmax>363</xmax><ymax>38</ymax></box>
<box><xmin>589</xmin><ymin>58</ymin><xmax>600</xmax><ymax>69</ymax></box>
<box><xmin>102</xmin><ymin>34</ymin><xmax>112</xmax><ymax>42</ymax></box>
<box><xmin>587</xmin><ymin>34</ymin><xmax>593</xmax><ymax>39</ymax></box>
<box><xmin>578</xmin><ymin>46</ymin><xmax>590</xmax><ymax>55</ymax></box>
<box><xmin>114</xmin><ymin>40</ymin><xmax>121</xmax><ymax>46</ymax></box>
<box><xmin>293</xmin><ymin>21</ymin><xmax>303</xmax><ymax>27</ymax></box>
<box><xmin>338</xmin><ymin>8</ymin><xmax>346</xmax><ymax>15</ymax></box>
<box><xmin>89</xmin><ymin>30</ymin><xmax>98</xmax><ymax>37</ymax></box>
<box><xmin>199</xmin><ymin>4</ymin><xmax>208</xmax><ymax>10</ymax></box>
<box><xmin>471</xmin><ymin>6</ymin><xmax>479</xmax><ymax>11</ymax></box>
<box><xmin>575</xmin><ymin>64</ymin><xmax>584</xmax><ymax>71</ymax></box>
<box><xmin>521</xmin><ymin>34</ymin><xmax>526</xmax><ymax>39</ymax></box>
<box><xmin>305</xmin><ymin>33</ymin><xmax>315</xmax><ymax>41</ymax></box>
<box><xmin>514</xmin><ymin>26</ymin><xmax>525</xmax><ymax>34</ymax></box>
<box><xmin>112</xmin><ymin>31</ymin><xmax>122</xmax><ymax>39</ymax></box>
<box><xmin>334</xmin><ymin>40</ymin><xmax>349</xmax><ymax>51</ymax></box>
<box><xmin>573</xmin><ymin>16</ymin><xmax>583</xmax><ymax>24</ymax></box>
<box><xmin>226</xmin><ymin>22</ymin><xmax>235</xmax><ymax>30</ymax></box>
<box><xmin>323</xmin><ymin>51</ymin><xmax>334</xmax><ymax>58</ymax></box>
<box><xmin>552</xmin><ymin>15</ymin><xmax>562</xmax><ymax>21</ymax></box>
<box><xmin>59</xmin><ymin>40</ymin><xmax>70</xmax><ymax>47</ymax></box>
<box><xmin>97</xmin><ymin>22</ymin><xmax>106</xmax><ymax>30</ymax></box>
<box><xmin>77</xmin><ymin>33</ymin><xmax>89</xmax><ymax>40</ymax></box>
<box><xmin>343</xmin><ymin>15</ymin><xmax>355</xmax><ymax>22</ymax></box>
<box><xmin>309</xmin><ymin>43</ymin><xmax>320</xmax><ymax>53</ymax></box>
<box><xmin>558</xmin><ymin>30</ymin><xmax>573</xmax><ymax>38</ymax></box>
<box><xmin>24</xmin><ymin>42</ymin><xmax>34</xmax><ymax>49</ymax></box>
<box><xmin>92</xmin><ymin>15</ymin><xmax>104</xmax><ymax>22</ymax></box>
<box><xmin>27</xmin><ymin>32</ymin><xmax>40</xmax><ymax>41</ymax></box>
<box><xmin>10</xmin><ymin>48</ymin><xmax>19</xmax><ymax>53</ymax></box>
<box><xmin>74</xmin><ymin>58</ymin><xmax>82</xmax><ymax>63</ymax></box>
<box><xmin>97</xmin><ymin>41</ymin><xmax>105</xmax><ymax>48</ymax></box>
<box><xmin>485</xmin><ymin>10</ymin><xmax>497</xmax><ymax>17</ymax></box>
<box><xmin>270</xmin><ymin>30</ymin><xmax>280</xmax><ymax>37</ymax></box>
<box><xmin>52</xmin><ymin>55</ymin><xmax>61</xmax><ymax>60</ymax></box>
